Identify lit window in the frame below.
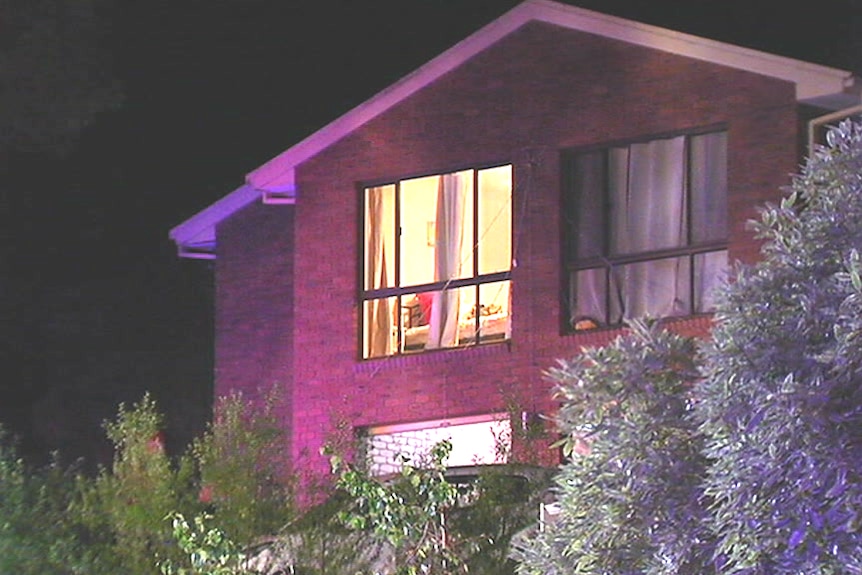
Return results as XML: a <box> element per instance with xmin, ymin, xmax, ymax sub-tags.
<box><xmin>363</xmin><ymin>414</ymin><xmax>512</xmax><ymax>476</ymax></box>
<box><xmin>564</xmin><ymin>131</ymin><xmax>728</xmax><ymax>330</ymax></box>
<box><xmin>362</xmin><ymin>165</ymin><xmax>512</xmax><ymax>358</ymax></box>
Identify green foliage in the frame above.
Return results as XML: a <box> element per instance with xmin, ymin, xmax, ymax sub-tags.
<box><xmin>326</xmin><ymin>439</ymin><xmax>550</xmax><ymax>575</ymax></box>
<box><xmin>267</xmin><ymin>492</ymin><xmax>388</xmax><ymax>574</ymax></box>
<box><xmin>330</xmin><ymin>439</ymin><xmax>462</xmax><ymax>574</ymax></box>
<box><xmin>0</xmin><ymin>388</ymin><xmax>297</xmax><ymax>575</ymax></box>
<box><xmin>190</xmin><ymin>389</ymin><xmax>295</xmax><ymax>545</ymax></box>
<box><xmin>696</xmin><ymin>119</ymin><xmax>862</xmax><ymax>574</ymax></box>
<box><xmin>0</xmin><ymin>390</ymin><xmax>547</xmax><ymax>575</ymax></box>
<box><xmin>159</xmin><ymin>512</ymin><xmax>250</xmax><ymax>575</ymax></box>
<box><xmin>448</xmin><ymin>465</ymin><xmax>553</xmax><ymax>575</ymax></box>
<box><xmin>511</xmin><ymin>321</ymin><xmax>714</xmax><ymax>575</ymax></box>
<box><xmin>0</xmin><ymin>428</ymin><xmax>92</xmax><ymax>574</ymax></box>
<box><xmin>73</xmin><ymin>392</ymin><xmax>192</xmax><ymax>574</ymax></box>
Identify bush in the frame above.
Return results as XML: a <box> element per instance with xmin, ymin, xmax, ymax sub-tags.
<box><xmin>696</xmin><ymin>119</ymin><xmax>862</xmax><ymax>574</ymax></box>
<box><xmin>190</xmin><ymin>389</ymin><xmax>295</xmax><ymax>546</ymax></box>
<box><xmin>511</xmin><ymin>321</ymin><xmax>714</xmax><ymax>575</ymax></box>
<box><xmin>72</xmin><ymin>393</ymin><xmax>193</xmax><ymax>574</ymax></box>
<box><xmin>0</xmin><ymin>428</ymin><xmax>91</xmax><ymax>574</ymax></box>
<box><xmin>159</xmin><ymin>512</ymin><xmax>250</xmax><ymax>575</ymax></box>
<box><xmin>2</xmin><ymin>388</ymin><xmax>543</xmax><ymax>575</ymax></box>
<box><xmin>325</xmin><ymin>440</ymin><xmax>551</xmax><ymax>575</ymax></box>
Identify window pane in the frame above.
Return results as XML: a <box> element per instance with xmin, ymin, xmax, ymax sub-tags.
<box><xmin>569</xmin><ymin>152</ymin><xmax>606</xmax><ymax>260</ymax></box>
<box><xmin>363</xmin><ymin>165</ymin><xmax>512</xmax><ymax>357</ymax></box>
<box><xmin>610</xmin><ymin>137</ymin><xmax>686</xmax><ymax>254</ymax></box>
<box><xmin>694</xmin><ymin>249</ymin><xmax>728</xmax><ymax>312</ymax></box>
<box><xmin>399</xmin><ymin>175</ymin><xmax>438</xmax><ymax>286</ymax></box>
<box><xmin>400</xmin><ymin>292</ymin><xmax>433</xmax><ymax>353</ymax></box>
<box><xmin>614</xmin><ymin>256</ymin><xmax>690</xmax><ymax>321</ymax></box>
<box><xmin>478</xmin><ymin>166</ymin><xmax>512</xmax><ymax>275</ymax></box>
<box><xmin>400</xmin><ymin>172</ymin><xmax>473</xmax><ymax>287</ymax></box>
<box><xmin>404</xmin><ymin>285</ymin><xmax>474</xmax><ymax>351</ymax></box>
<box><xmin>691</xmin><ymin>132</ymin><xmax>728</xmax><ymax>244</ymax></box>
<box><xmin>363</xmin><ymin>296</ymin><xmax>396</xmax><ymax>359</ymax></box>
<box><xmin>436</xmin><ymin>171</ymin><xmax>474</xmax><ymax>282</ymax></box>
<box><xmin>364</xmin><ymin>185</ymin><xmax>396</xmax><ymax>291</ymax></box>
<box><xmin>473</xmin><ymin>280</ymin><xmax>511</xmax><ymax>342</ymax></box>
<box><xmin>571</xmin><ymin>268</ymin><xmax>607</xmax><ymax>329</ymax></box>
<box><xmin>365</xmin><ymin>415</ymin><xmax>511</xmax><ymax>476</ymax></box>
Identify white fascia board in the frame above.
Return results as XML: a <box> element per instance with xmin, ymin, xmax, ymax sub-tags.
<box><xmin>169</xmin><ymin>183</ymin><xmax>260</xmax><ymax>257</ymax></box>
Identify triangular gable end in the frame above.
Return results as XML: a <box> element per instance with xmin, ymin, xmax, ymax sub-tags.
<box><xmin>170</xmin><ymin>0</ymin><xmax>858</xmax><ymax>258</ymax></box>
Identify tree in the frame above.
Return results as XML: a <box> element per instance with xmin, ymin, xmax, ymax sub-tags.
<box><xmin>695</xmin><ymin>119</ymin><xmax>862</xmax><ymax>574</ymax></box>
<box><xmin>511</xmin><ymin>321</ymin><xmax>714</xmax><ymax>575</ymax></box>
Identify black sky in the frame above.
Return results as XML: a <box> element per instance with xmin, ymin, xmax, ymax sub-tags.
<box><xmin>1</xmin><ymin>0</ymin><xmax>859</xmax><ymax>468</ymax></box>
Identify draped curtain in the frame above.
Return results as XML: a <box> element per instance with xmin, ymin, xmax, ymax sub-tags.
<box><xmin>608</xmin><ymin>136</ymin><xmax>688</xmax><ymax>322</ymax></box>
<box><xmin>365</xmin><ymin>186</ymin><xmax>394</xmax><ymax>357</ymax></box>
<box><xmin>570</xmin><ymin>132</ymin><xmax>727</xmax><ymax>327</ymax></box>
<box><xmin>427</xmin><ymin>173</ymin><xmax>469</xmax><ymax>349</ymax></box>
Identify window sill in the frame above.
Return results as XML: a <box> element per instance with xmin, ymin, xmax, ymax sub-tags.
<box><xmin>565</xmin><ymin>313</ymin><xmax>716</xmax><ymax>338</ymax></box>
<box><xmin>354</xmin><ymin>339</ymin><xmax>512</xmax><ymax>374</ymax></box>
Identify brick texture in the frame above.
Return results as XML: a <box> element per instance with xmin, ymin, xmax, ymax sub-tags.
<box><xmin>214</xmin><ymin>22</ymin><xmax>800</xmax><ymax>483</ymax></box>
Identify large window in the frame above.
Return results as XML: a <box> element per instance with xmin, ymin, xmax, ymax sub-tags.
<box><xmin>362</xmin><ymin>165</ymin><xmax>512</xmax><ymax>358</ymax></box>
<box><xmin>564</xmin><ymin>131</ymin><xmax>728</xmax><ymax>331</ymax></box>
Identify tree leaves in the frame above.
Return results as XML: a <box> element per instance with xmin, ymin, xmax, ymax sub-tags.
<box><xmin>697</xmin><ymin>119</ymin><xmax>862</xmax><ymax>575</ymax></box>
<box><xmin>512</xmin><ymin>322</ymin><xmax>713</xmax><ymax>575</ymax></box>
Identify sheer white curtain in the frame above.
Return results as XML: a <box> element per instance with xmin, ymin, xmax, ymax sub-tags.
<box><xmin>691</xmin><ymin>131</ymin><xmax>728</xmax><ymax>311</ymax></box>
<box><xmin>365</xmin><ymin>186</ymin><xmax>394</xmax><ymax>357</ymax></box>
<box><xmin>609</xmin><ymin>137</ymin><xmax>688</xmax><ymax>321</ymax></box>
<box><xmin>427</xmin><ymin>173</ymin><xmax>469</xmax><ymax>349</ymax></box>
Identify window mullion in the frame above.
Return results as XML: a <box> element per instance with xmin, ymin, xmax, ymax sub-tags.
<box><xmin>685</xmin><ymin>136</ymin><xmax>694</xmax><ymax>314</ymax></box>
<box><xmin>394</xmin><ymin>181</ymin><xmax>402</xmax><ymax>289</ymax></box>
<box><xmin>394</xmin><ymin>181</ymin><xmax>403</xmax><ymax>349</ymax></box>
<box><xmin>473</xmin><ymin>169</ymin><xmax>481</xmax><ymax>339</ymax></box>
<box><xmin>604</xmin><ymin>264</ymin><xmax>612</xmax><ymax>326</ymax></box>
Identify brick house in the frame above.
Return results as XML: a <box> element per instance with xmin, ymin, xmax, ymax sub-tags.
<box><xmin>169</xmin><ymin>0</ymin><xmax>859</xmax><ymax>479</ymax></box>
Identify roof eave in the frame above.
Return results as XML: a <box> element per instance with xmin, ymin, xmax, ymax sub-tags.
<box><xmin>246</xmin><ymin>0</ymin><xmax>858</xmax><ymax>193</ymax></box>
<box><xmin>169</xmin><ymin>0</ymin><xmax>861</xmax><ymax>259</ymax></box>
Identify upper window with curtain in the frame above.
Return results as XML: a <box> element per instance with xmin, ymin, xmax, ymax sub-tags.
<box><xmin>563</xmin><ymin>130</ymin><xmax>728</xmax><ymax>331</ymax></box>
<box><xmin>362</xmin><ymin>165</ymin><xmax>513</xmax><ymax>359</ymax></box>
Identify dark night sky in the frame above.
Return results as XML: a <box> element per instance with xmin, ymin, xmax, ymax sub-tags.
<box><xmin>1</xmin><ymin>0</ymin><xmax>859</xmax><ymax>468</ymax></box>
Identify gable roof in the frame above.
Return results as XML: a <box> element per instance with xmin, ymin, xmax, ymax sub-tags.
<box><xmin>170</xmin><ymin>0</ymin><xmax>859</xmax><ymax>258</ymax></box>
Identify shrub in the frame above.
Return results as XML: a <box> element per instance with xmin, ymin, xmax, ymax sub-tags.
<box><xmin>331</xmin><ymin>439</ymin><xmax>462</xmax><ymax>574</ymax></box>
<box><xmin>0</xmin><ymin>428</ymin><xmax>90</xmax><ymax>574</ymax></box>
<box><xmin>73</xmin><ymin>393</ymin><xmax>193</xmax><ymax>574</ymax></box>
<box><xmin>190</xmin><ymin>389</ymin><xmax>295</xmax><ymax>546</ymax></box>
<box><xmin>511</xmin><ymin>321</ymin><xmax>714</xmax><ymax>575</ymax></box>
<box><xmin>326</xmin><ymin>439</ymin><xmax>551</xmax><ymax>575</ymax></box>
<box><xmin>159</xmin><ymin>512</ymin><xmax>250</xmax><ymax>575</ymax></box>
<box><xmin>696</xmin><ymin>119</ymin><xmax>862</xmax><ymax>574</ymax></box>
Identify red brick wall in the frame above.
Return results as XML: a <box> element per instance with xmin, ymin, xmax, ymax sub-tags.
<box><xmin>215</xmin><ymin>22</ymin><xmax>799</xmax><ymax>481</ymax></box>
<box><xmin>215</xmin><ymin>201</ymin><xmax>296</xmax><ymax>447</ymax></box>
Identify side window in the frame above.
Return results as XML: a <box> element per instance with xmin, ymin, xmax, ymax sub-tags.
<box><xmin>362</xmin><ymin>165</ymin><xmax>512</xmax><ymax>358</ymax></box>
<box><xmin>564</xmin><ymin>131</ymin><xmax>728</xmax><ymax>330</ymax></box>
